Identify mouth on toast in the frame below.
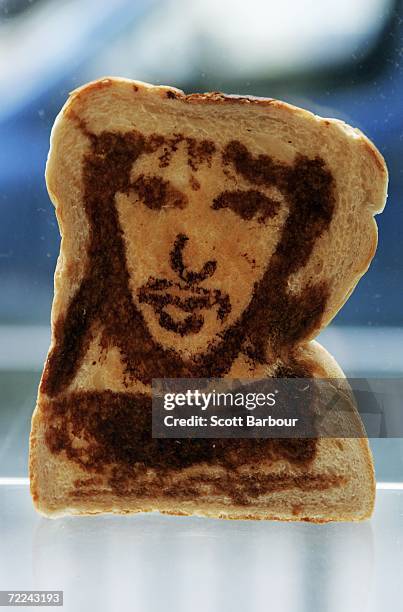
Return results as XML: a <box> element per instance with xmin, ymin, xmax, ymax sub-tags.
<box><xmin>138</xmin><ymin>277</ymin><xmax>231</xmax><ymax>335</ymax></box>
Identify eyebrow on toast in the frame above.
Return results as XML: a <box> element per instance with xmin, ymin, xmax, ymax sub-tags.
<box><xmin>212</xmin><ymin>189</ymin><xmax>281</xmax><ymax>222</ymax></box>
<box><xmin>127</xmin><ymin>175</ymin><xmax>188</xmax><ymax>210</ymax></box>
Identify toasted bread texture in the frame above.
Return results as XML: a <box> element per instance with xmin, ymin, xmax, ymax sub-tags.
<box><xmin>29</xmin><ymin>77</ymin><xmax>387</xmax><ymax>520</ymax></box>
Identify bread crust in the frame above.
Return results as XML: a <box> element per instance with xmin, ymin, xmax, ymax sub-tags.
<box><xmin>30</xmin><ymin>77</ymin><xmax>386</xmax><ymax>521</ymax></box>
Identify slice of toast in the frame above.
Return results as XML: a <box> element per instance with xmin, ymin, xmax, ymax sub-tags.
<box><xmin>29</xmin><ymin>77</ymin><xmax>387</xmax><ymax>520</ymax></box>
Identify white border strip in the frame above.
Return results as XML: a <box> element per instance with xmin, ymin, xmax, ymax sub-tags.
<box><xmin>0</xmin><ymin>477</ymin><xmax>30</xmax><ymax>486</ymax></box>
<box><xmin>376</xmin><ymin>482</ymin><xmax>403</xmax><ymax>490</ymax></box>
<box><xmin>0</xmin><ymin>478</ymin><xmax>402</xmax><ymax>489</ymax></box>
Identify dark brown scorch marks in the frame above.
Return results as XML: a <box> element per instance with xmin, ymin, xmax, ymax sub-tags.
<box><xmin>170</xmin><ymin>233</ymin><xmax>217</xmax><ymax>285</ymax></box>
<box><xmin>44</xmin><ymin>390</ymin><xmax>324</xmax><ymax>504</ymax></box>
<box><xmin>138</xmin><ymin>275</ymin><xmax>231</xmax><ymax>337</ymax></box>
<box><xmin>151</xmin><ymin>132</ymin><xmax>216</xmax><ymax>170</ymax></box>
<box><xmin>223</xmin><ymin>141</ymin><xmax>335</xmax><ymax>360</ymax></box>
<box><xmin>186</xmin><ymin>137</ymin><xmax>216</xmax><ymax>171</ymax></box>
<box><xmin>212</xmin><ymin>189</ymin><xmax>281</xmax><ymax>223</ymax></box>
<box><xmin>40</xmin><ymin>118</ymin><xmax>336</xmax><ymax>481</ymax></box>
<box><xmin>130</xmin><ymin>175</ymin><xmax>188</xmax><ymax>210</ymax></box>
<box><xmin>42</xmin><ymin>128</ymin><xmax>335</xmax><ymax>395</ymax></box>
<box><xmin>137</xmin><ymin>229</ymin><xmax>232</xmax><ymax>337</ymax></box>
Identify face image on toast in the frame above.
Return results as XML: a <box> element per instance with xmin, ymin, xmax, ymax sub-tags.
<box><xmin>42</xmin><ymin>126</ymin><xmax>336</xmax><ymax>394</ymax></box>
<box><xmin>30</xmin><ymin>79</ymin><xmax>388</xmax><ymax>520</ymax></box>
<box><xmin>116</xmin><ymin>133</ymin><xmax>335</xmax><ymax>355</ymax></box>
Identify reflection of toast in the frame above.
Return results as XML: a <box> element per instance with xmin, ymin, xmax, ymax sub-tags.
<box><xmin>29</xmin><ymin>77</ymin><xmax>387</xmax><ymax>520</ymax></box>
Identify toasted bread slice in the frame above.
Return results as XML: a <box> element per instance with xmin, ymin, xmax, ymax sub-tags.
<box><xmin>29</xmin><ymin>77</ymin><xmax>387</xmax><ymax>520</ymax></box>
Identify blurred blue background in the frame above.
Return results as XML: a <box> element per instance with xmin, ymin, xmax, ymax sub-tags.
<box><xmin>0</xmin><ymin>0</ymin><xmax>402</xmax><ymax>479</ymax></box>
<box><xmin>0</xmin><ymin>0</ymin><xmax>401</xmax><ymax>327</ymax></box>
